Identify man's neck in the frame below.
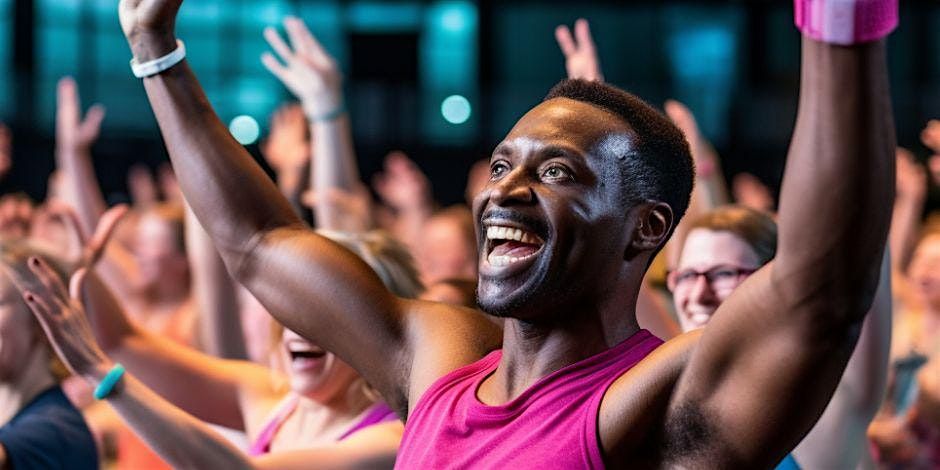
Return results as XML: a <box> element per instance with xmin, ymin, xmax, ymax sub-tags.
<box><xmin>479</xmin><ymin>303</ymin><xmax>640</xmax><ymax>405</ymax></box>
<box><xmin>0</xmin><ymin>348</ymin><xmax>56</xmax><ymax>427</ymax></box>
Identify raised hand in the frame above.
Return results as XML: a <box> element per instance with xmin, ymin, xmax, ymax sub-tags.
<box><xmin>261</xmin><ymin>103</ymin><xmax>310</xmax><ymax>174</ymax></box>
<box><xmin>119</xmin><ymin>0</ymin><xmax>182</xmax><ymax>60</ymax></box>
<box><xmin>301</xmin><ymin>184</ymin><xmax>373</xmax><ymax>232</ymax></box>
<box><xmin>42</xmin><ymin>203</ymin><xmax>129</xmax><ymax>269</ymax></box>
<box><xmin>14</xmin><ymin>260</ymin><xmax>111</xmax><ymax>379</ymax></box>
<box><xmin>732</xmin><ymin>172</ymin><xmax>774</xmax><ymax>212</ymax></box>
<box><xmin>921</xmin><ymin>119</ymin><xmax>940</xmax><ymax>155</ymax></box>
<box><xmin>663</xmin><ymin>100</ymin><xmax>715</xmax><ymax>176</ymax></box>
<box><xmin>372</xmin><ymin>151</ymin><xmax>432</xmax><ymax>213</ymax></box>
<box><xmin>127</xmin><ymin>164</ymin><xmax>159</xmax><ymax>208</ymax></box>
<box><xmin>554</xmin><ymin>19</ymin><xmax>603</xmax><ymax>82</ymax></box>
<box><xmin>262</xmin><ymin>17</ymin><xmax>343</xmax><ymax>118</ymax></box>
<box><xmin>56</xmin><ymin>77</ymin><xmax>105</xmax><ymax>154</ymax></box>
<box><xmin>895</xmin><ymin>147</ymin><xmax>927</xmax><ymax>202</ymax></box>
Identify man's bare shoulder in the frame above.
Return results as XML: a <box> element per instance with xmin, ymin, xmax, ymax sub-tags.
<box><xmin>402</xmin><ymin>300</ymin><xmax>503</xmax><ymax>416</ymax></box>
<box><xmin>598</xmin><ymin>330</ymin><xmax>701</xmax><ymax>464</ymax></box>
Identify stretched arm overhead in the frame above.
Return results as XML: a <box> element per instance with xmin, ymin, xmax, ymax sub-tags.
<box><xmin>118</xmin><ymin>1</ymin><xmax>500</xmax><ymax>412</ymax></box>
<box><xmin>185</xmin><ymin>202</ymin><xmax>248</xmax><ymax>359</ymax></box>
<box><xmin>262</xmin><ymin>18</ymin><xmax>365</xmax><ymax>232</ymax></box>
<box><xmin>14</xmin><ymin>261</ymin><xmax>401</xmax><ymax>470</ymax></box>
<box><xmin>790</xmin><ymin>252</ymin><xmax>892</xmax><ymax>469</ymax></box>
<box><xmin>652</xmin><ymin>35</ymin><xmax>895</xmax><ymax>467</ymax></box>
<box><xmin>53</xmin><ymin>77</ymin><xmax>144</xmax><ymax>302</ymax></box>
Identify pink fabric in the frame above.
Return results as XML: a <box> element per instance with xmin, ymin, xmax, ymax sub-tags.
<box><xmin>248</xmin><ymin>396</ymin><xmax>398</xmax><ymax>456</ymax></box>
<box><xmin>794</xmin><ymin>0</ymin><xmax>897</xmax><ymax>45</ymax></box>
<box><xmin>338</xmin><ymin>403</ymin><xmax>398</xmax><ymax>440</ymax></box>
<box><xmin>395</xmin><ymin>329</ymin><xmax>663</xmax><ymax>469</ymax></box>
<box><xmin>248</xmin><ymin>394</ymin><xmax>300</xmax><ymax>457</ymax></box>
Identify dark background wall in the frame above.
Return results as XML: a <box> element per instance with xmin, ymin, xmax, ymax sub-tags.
<box><xmin>0</xmin><ymin>0</ymin><xmax>936</xmax><ymax>207</ymax></box>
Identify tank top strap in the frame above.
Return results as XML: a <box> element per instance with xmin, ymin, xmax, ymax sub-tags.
<box><xmin>248</xmin><ymin>394</ymin><xmax>300</xmax><ymax>456</ymax></box>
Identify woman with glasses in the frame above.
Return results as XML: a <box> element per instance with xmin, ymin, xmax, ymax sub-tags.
<box><xmin>667</xmin><ymin>205</ymin><xmax>891</xmax><ymax>470</ymax></box>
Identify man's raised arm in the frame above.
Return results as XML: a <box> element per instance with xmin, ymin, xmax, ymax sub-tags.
<box><xmin>117</xmin><ymin>0</ymin><xmax>411</xmax><ymax>405</ymax></box>
<box><xmin>659</xmin><ymin>26</ymin><xmax>895</xmax><ymax>470</ymax></box>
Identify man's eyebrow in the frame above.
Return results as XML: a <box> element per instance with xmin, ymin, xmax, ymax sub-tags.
<box><xmin>492</xmin><ymin>143</ymin><xmax>513</xmax><ymax>157</ymax></box>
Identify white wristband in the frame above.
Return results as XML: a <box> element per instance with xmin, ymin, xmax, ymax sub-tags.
<box><xmin>130</xmin><ymin>40</ymin><xmax>186</xmax><ymax>78</ymax></box>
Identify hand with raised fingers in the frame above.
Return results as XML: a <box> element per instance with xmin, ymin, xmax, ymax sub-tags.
<box><xmin>119</xmin><ymin>0</ymin><xmax>183</xmax><ymax>61</ymax></box>
<box><xmin>262</xmin><ymin>17</ymin><xmax>343</xmax><ymax>119</ymax></box>
<box><xmin>732</xmin><ymin>173</ymin><xmax>775</xmax><ymax>212</ymax></box>
<box><xmin>302</xmin><ymin>184</ymin><xmax>373</xmax><ymax>232</ymax></box>
<box><xmin>922</xmin><ymin>119</ymin><xmax>940</xmax><ymax>155</ymax></box>
<box><xmin>42</xmin><ymin>203</ymin><xmax>129</xmax><ymax>269</ymax></box>
<box><xmin>157</xmin><ymin>164</ymin><xmax>182</xmax><ymax>204</ymax></box>
<box><xmin>127</xmin><ymin>165</ymin><xmax>159</xmax><ymax>208</ymax></box>
<box><xmin>56</xmin><ymin>77</ymin><xmax>105</xmax><ymax>155</ymax></box>
<box><xmin>14</xmin><ymin>260</ymin><xmax>112</xmax><ymax>380</ymax></box>
<box><xmin>664</xmin><ymin>99</ymin><xmax>717</xmax><ymax>177</ymax></box>
<box><xmin>372</xmin><ymin>151</ymin><xmax>433</xmax><ymax>213</ymax></box>
<box><xmin>262</xmin><ymin>103</ymin><xmax>311</xmax><ymax>174</ymax></box>
<box><xmin>555</xmin><ymin>19</ymin><xmax>603</xmax><ymax>82</ymax></box>
<box><xmin>895</xmin><ymin>147</ymin><xmax>927</xmax><ymax>202</ymax></box>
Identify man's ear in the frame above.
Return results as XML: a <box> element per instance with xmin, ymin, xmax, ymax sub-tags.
<box><xmin>623</xmin><ymin>202</ymin><xmax>673</xmax><ymax>260</ymax></box>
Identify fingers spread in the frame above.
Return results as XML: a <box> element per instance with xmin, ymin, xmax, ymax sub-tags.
<box><xmin>264</xmin><ymin>27</ymin><xmax>295</xmax><ymax>64</ymax></box>
<box><xmin>261</xmin><ymin>53</ymin><xmax>289</xmax><ymax>81</ymax></box>
<box><xmin>69</xmin><ymin>268</ymin><xmax>89</xmax><ymax>302</ymax></box>
<box><xmin>574</xmin><ymin>18</ymin><xmax>595</xmax><ymax>51</ymax></box>
<box><xmin>87</xmin><ymin>204</ymin><xmax>129</xmax><ymax>265</ymax></box>
<box><xmin>28</xmin><ymin>257</ymin><xmax>70</xmax><ymax>301</ymax></box>
<box><xmin>555</xmin><ymin>25</ymin><xmax>576</xmax><ymax>56</ymax></box>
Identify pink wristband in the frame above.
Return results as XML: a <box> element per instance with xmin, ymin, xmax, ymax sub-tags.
<box><xmin>794</xmin><ymin>0</ymin><xmax>897</xmax><ymax>45</ymax></box>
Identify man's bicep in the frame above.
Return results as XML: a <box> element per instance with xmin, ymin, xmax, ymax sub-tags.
<box><xmin>233</xmin><ymin>226</ymin><xmax>413</xmax><ymax>403</ymax></box>
<box><xmin>662</xmin><ymin>266</ymin><xmax>857</xmax><ymax>467</ymax></box>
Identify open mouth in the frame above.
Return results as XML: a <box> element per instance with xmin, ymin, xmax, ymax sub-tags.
<box><xmin>287</xmin><ymin>343</ymin><xmax>326</xmax><ymax>362</ymax></box>
<box><xmin>485</xmin><ymin>225</ymin><xmax>545</xmax><ymax>267</ymax></box>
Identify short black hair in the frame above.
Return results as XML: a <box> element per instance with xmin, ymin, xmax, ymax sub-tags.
<box><xmin>544</xmin><ymin>79</ymin><xmax>694</xmax><ymax>231</ymax></box>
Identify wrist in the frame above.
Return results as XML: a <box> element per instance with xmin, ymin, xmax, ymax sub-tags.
<box><xmin>128</xmin><ymin>31</ymin><xmax>177</xmax><ymax>62</ymax></box>
<box><xmin>302</xmin><ymin>94</ymin><xmax>345</xmax><ymax>122</ymax></box>
<box><xmin>81</xmin><ymin>359</ymin><xmax>116</xmax><ymax>386</ymax></box>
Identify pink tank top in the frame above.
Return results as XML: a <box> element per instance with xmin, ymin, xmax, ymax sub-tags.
<box><xmin>395</xmin><ymin>329</ymin><xmax>662</xmax><ymax>469</ymax></box>
<box><xmin>248</xmin><ymin>395</ymin><xmax>397</xmax><ymax>456</ymax></box>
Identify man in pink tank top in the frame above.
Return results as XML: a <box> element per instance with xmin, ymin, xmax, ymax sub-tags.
<box><xmin>121</xmin><ymin>0</ymin><xmax>896</xmax><ymax>467</ymax></box>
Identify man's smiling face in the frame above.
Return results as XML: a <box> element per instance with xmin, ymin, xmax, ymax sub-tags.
<box><xmin>473</xmin><ymin>97</ymin><xmax>641</xmax><ymax>321</ymax></box>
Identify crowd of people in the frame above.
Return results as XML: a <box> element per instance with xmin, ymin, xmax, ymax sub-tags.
<box><xmin>0</xmin><ymin>0</ymin><xmax>935</xmax><ymax>468</ymax></box>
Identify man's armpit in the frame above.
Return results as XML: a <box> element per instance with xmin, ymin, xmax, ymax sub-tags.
<box><xmin>662</xmin><ymin>403</ymin><xmax>724</xmax><ymax>467</ymax></box>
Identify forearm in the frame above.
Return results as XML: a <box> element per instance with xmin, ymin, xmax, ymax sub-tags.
<box><xmin>101</xmin><ymin>372</ymin><xmax>254</xmax><ymax>470</ymax></box>
<box><xmin>135</xmin><ymin>36</ymin><xmax>302</xmax><ymax>261</ymax></box>
<box><xmin>82</xmin><ymin>271</ymin><xmax>251</xmax><ymax>428</ymax></box>
<box><xmin>889</xmin><ymin>194</ymin><xmax>924</xmax><ymax>274</ymax></box>
<box><xmin>775</xmin><ymin>38</ymin><xmax>894</xmax><ymax>320</ymax></box>
<box><xmin>185</xmin><ymin>203</ymin><xmax>248</xmax><ymax>359</ymax></box>
<box><xmin>310</xmin><ymin>115</ymin><xmax>364</xmax><ymax>231</ymax></box>
<box><xmin>55</xmin><ymin>147</ymin><xmax>106</xmax><ymax>235</ymax></box>
<box><xmin>790</xmin><ymin>253</ymin><xmax>892</xmax><ymax>468</ymax></box>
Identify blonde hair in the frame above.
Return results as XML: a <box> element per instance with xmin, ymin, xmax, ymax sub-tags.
<box><xmin>0</xmin><ymin>238</ymin><xmax>73</xmax><ymax>381</ymax></box>
<box><xmin>267</xmin><ymin>230</ymin><xmax>424</xmax><ymax>387</ymax></box>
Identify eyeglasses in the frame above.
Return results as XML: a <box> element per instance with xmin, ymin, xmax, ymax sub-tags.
<box><xmin>666</xmin><ymin>265</ymin><xmax>758</xmax><ymax>292</ymax></box>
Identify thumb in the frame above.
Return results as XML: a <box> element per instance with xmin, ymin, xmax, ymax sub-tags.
<box><xmin>86</xmin><ymin>205</ymin><xmax>129</xmax><ymax>265</ymax></box>
<box><xmin>69</xmin><ymin>268</ymin><xmax>89</xmax><ymax>303</ymax></box>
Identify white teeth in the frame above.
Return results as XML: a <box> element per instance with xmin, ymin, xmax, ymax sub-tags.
<box><xmin>485</xmin><ymin>225</ymin><xmax>542</xmax><ymax>244</ymax></box>
<box><xmin>486</xmin><ymin>251</ymin><xmax>537</xmax><ymax>267</ymax></box>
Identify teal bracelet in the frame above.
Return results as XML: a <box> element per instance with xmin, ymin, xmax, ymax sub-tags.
<box><xmin>93</xmin><ymin>363</ymin><xmax>126</xmax><ymax>400</ymax></box>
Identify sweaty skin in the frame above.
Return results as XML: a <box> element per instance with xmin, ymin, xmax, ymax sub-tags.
<box><xmin>118</xmin><ymin>1</ymin><xmax>894</xmax><ymax>466</ymax></box>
